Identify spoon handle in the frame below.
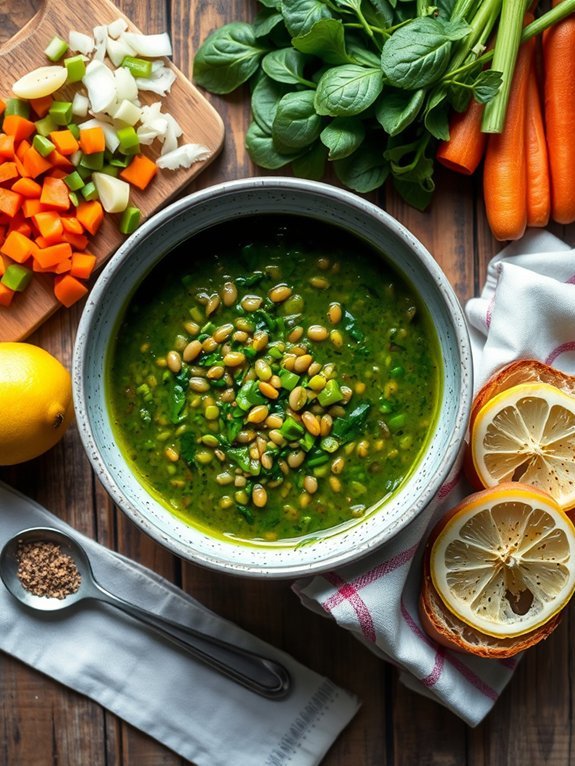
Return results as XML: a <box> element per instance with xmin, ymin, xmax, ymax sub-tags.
<box><xmin>91</xmin><ymin>582</ymin><xmax>290</xmax><ymax>699</ymax></box>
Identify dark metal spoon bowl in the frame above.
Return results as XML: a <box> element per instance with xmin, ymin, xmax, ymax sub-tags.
<box><xmin>0</xmin><ymin>527</ymin><xmax>290</xmax><ymax>699</ymax></box>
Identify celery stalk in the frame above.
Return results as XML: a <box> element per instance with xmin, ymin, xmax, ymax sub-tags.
<box><xmin>481</xmin><ymin>0</ymin><xmax>530</xmax><ymax>133</ymax></box>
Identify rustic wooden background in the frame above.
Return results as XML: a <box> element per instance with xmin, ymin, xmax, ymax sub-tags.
<box><xmin>2</xmin><ymin>1</ymin><xmax>575</xmax><ymax>764</ymax></box>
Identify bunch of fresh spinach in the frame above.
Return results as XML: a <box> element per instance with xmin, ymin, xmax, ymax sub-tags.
<box><xmin>193</xmin><ymin>0</ymin><xmax>505</xmax><ymax>210</ymax></box>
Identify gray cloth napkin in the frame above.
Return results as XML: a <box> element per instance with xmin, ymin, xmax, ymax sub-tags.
<box><xmin>0</xmin><ymin>481</ymin><xmax>359</xmax><ymax>766</ymax></box>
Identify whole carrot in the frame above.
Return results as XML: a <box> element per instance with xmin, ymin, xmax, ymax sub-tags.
<box><xmin>543</xmin><ymin>0</ymin><xmax>575</xmax><ymax>224</ymax></box>
<box><xmin>436</xmin><ymin>99</ymin><xmax>486</xmax><ymax>175</ymax></box>
<box><xmin>525</xmin><ymin>58</ymin><xmax>550</xmax><ymax>228</ymax></box>
<box><xmin>483</xmin><ymin>32</ymin><xmax>534</xmax><ymax>241</ymax></box>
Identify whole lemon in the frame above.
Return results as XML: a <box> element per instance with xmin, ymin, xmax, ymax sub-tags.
<box><xmin>0</xmin><ymin>342</ymin><xmax>73</xmax><ymax>465</ymax></box>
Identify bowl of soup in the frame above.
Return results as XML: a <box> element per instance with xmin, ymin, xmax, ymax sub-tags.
<box><xmin>73</xmin><ymin>177</ymin><xmax>472</xmax><ymax>578</ymax></box>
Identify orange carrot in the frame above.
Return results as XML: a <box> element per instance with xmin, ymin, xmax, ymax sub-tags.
<box><xmin>70</xmin><ymin>252</ymin><xmax>96</xmax><ymax>280</ymax></box>
<box><xmin>79</xmin><ymin>127</ymin><xmax>105</xmax><ymax>155</ymax></box>
<box><xmin>0</xmin><ymin>99</ymin><xmax>6</xmax><ymax>117</ymax></box>
<box><xmin>34</xmin><ymin>242</ymin><xmax>72</xmax><ymax>269</ymax></box>
<box><xmin>8</xmin><ymin>218</ymin><xmax>32</xmax><ymax>238</ymax></box>
<box><xmin>0</xmin><ymin>162</ymin><xmax>19</xmax><ymax>184</ymax></box>
<box><xmin>15</xmin><ymin>139</ymin><xmax>31</xmax><ymax>162</ymax></box>
<box><xmin>33</xmin><ymin>257</ymin><xmax>71</xmax><ymax>274</ymax></box>
<box><xmin>543</xmin><ymin>1</ymin><xmax>575</xmax><ymax>224</ymax></box>
<box><xmin>76</xmin><ymin>200</ymin><xmax>104</xmax><ymax>235</ymax></box>
<box><xmin>62</xmin><ymin>230</ymin><xmax>89</xmax><ymax>251</ymax></box>
<box><xmin>0</xmin><ymin>230</ymin><xmax>35</xmax><ymax>262</ymax></box>
<box><xmin>22</xmin><ymin>198</ymin><xmax>44</xmax><ymax>218</ymax></box>
<box><xmin>49</xmin><ymin>129</ymin><xmax>80</xmax><ymax>156</ymax></box>
<box><xmin>0</xmin><ymin>188</ymin><xmax>23</xmax><ymax>218</ymax></box>
<box><xmin>33</xmin><ymin>210</ymin><xmax>64</xmax><ymax>244</ymax></box>
<box><xmin>11</xmin><ymin>177</ymin><xmax>42</xmax><ymax>198</ymax></box>
<box><xmin>29</xmin><ymin>95</ymin><xmax>53</xmax><ymax>118</ymax></box>
<box><xmin>60</xmin><ymin>216</ymin><xmax>84</xmax><ymax>235</ymax></box>
<box><xmin>0</xmin><ymin>283</ymin><xmax>15</xmax><ymax>307</ymax></box>
<box><xmin>436</xmin><ymin>99</ymin><xmax>487</xmax><ymax>175</ymax></box>
<box><xmin>40</xmin><ymin>177</ymin><xmax>70</xmax><ymax>211</ymax></box>
<box><xmin>0</xmin><ymin>134</ymin><xmax>15</xmax><ymax>159</ymax></box>
<box><xmin>2</xmin><ymin>115</ymin><xmax>36</xmax><ymax>142</ymax></box>
<box><xmin>54</xmin><ymin>273</ymin><xmax>89</xmax><ymax>307</ymax></box>
<box><xmin>22</xmin><ymin>145</ymin><xmax>52</xmax><ymax>179</ymax></box>
<box><xmin>525</xmin><ymin>60</ymin><xmax>550</xmax><ymax>228</ymax></box>
<box><xmin>483</xmin><ymin>35</ymin><xmax>535</xmax><ymax>241</ymax></box>
<box><xmin>120</xmin><ymin>154</ymin><xmax>157</xmax><ymax>190</ymax></box>
<box><xmin>47</xmin><ymin>150</ymin><xmax>74</xmax><ymax>170</ymax></box>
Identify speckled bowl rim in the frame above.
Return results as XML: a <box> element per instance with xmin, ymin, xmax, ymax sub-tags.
<box><xmin>73</xmin><ymin>177</ymin><xmax>472</xmax><ymax>579</ymax></box>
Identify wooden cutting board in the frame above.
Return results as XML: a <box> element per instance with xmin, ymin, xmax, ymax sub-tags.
<box><xmin>0</xmin><ymin>0</ymin><xmax>225</xmax><ymax>341</ymax></box>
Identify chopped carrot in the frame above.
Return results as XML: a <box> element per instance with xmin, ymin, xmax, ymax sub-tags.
<box><xmin>11</xmin><ymin>177</ymin><xmax>42</xmax><ymax>198</ymax></box>
<box><xmin>15</xmin><ymin>139</ymin><xmax>31</xmax><ymax>162</ymax></box>
<box><xmin>33</xmin><ymin>211</ymin><xmax>64</xmax><ymax>245</ymax></box>
<box><xmin>54</xmin><ymin>273</ymin><xmax>88</xmax><ymax>307</ymax></box>
<box><xmin>0</xmin><ymin>230</ymin><xmax>35</xmax><ymax>262</ymax></box>
<box><xmin>79</xmin><ymin>127</ymin><xmax>106</xmax><ymax>155</ymax></box>
<box><xmin>49</xmin><ymin>129</ymin><xmax>80</xmax><ymax>156</ymax></box>
<box><xmin>29</xmin><ymin>95</ymin><xmax>53</xmax><ymax>118</ymax></box>
<box><xmin>0</xmin><ymin>188</ymin><xmax>23</xmax><ymax>218</ymax></box>
<box><xmin>13</xmin><ymin>155</ymin><xmax>30</xmax><ymax>179</ymax></box>
<box><xmin>60</xmin><ymin>216</ymin><xmax>84</xmax><ymax>235</ymax></box>
<box><xmin>62</xmin><ymin>230</ymin><xmax>89</xmax><ymax>250</ymax></box>
<box><xmin>33</xmin><ymin>257</ymin><xmax>71</xmax><ymax>274</ymax></box>
<box><xmin>46</xmin><ymin>150</ymin><xmax>74</xmax><ymax>170</ymax></box>
<box><xmin>70</xmin><ymin>252</ymin><xmax>96</xmax><ymax>279</ymax></box>
<box><xmin>22</xmin><ymin>198</ymin><xmax>44</xmax><ymax>218</ymax></box>
<box><xmin>34</xmin><ymin>242</ymin><xmax>72</xmax><ymax>269</ymax></box>
<box><xmin>76</xmin><ymin>200</ymin><xmax>104</xmax><ymax>235</ymax></box>
<box><xmin>0</xmin><ymin>283</ymin><xmax>15</xmax><ymax>307</ymax></box>
<box><xmin>0</xmin><ymin>134</ymin><xmax>15</xmax><ymax>159</ymax></box>
<box><xmin>0</xmin><ymin>162</ymin><xmax>19</xmax><ymax>184</ymax></box>
<box><xmin>40</xmin><ymin>177</ymin><xmax>70</xmax><ymax>211</ymax></box>
<box><xmin>0</xmin><ymin>99</ymin><xmax>6</xmax><ymax>117</ymax></box>
<box><xmin>120</xmin><ymin>154</ymin><xmax>157</xmax><ymax>190</ymax></box>
<box><xmin>0</xmin><ymin>254</ymin><xmax>6</xmax><ymax>275</ymax></box>
<box><xmin>8</xmin><ymin>218</ymin><xmax>32</xmax><ymax>238</ymax></box>
<box><xmin>436</xmin><ymin>99</ymin><xmax>487</xmax><ymax>176</ymax></box>
<box><xmin>22</xmin><ymin>146</ymin><xmax>53</xmax><ymax>179</ymax></box>
<box><xmin>2</xmin><ymin>115</ymin><xmax>36</xmax><ymax>142</ymax></box>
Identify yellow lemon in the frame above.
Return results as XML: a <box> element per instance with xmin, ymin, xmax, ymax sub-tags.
<box><xmin>0</xmin><ymin>342</ymin><xmax>73</xmax><ymax>465</ymax></box>
<box><xmin>470</xmin><ymin>381</ymin><xmax>575</xmax><ymax>510</ymax></box>
<box><xmin>430</xmin><ymin>483</ymin><xmax>575</xmax><ymax>639</ymax></box>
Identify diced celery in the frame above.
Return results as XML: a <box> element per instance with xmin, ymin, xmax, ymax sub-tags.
<box><xmin>49</xmin><ymin>101</ymin><xmax>73</xmax><ymax>126</ymax></box>
<box><xmin>66</xmin><ymin>122</ymin><xmax>80</xmax><ymax>140</ymax></box>
<box><xmin>1</xmin><ymin>264</ymin><xmax>32</xmax><ymax>292</ymax></box>
<box><xmin>278</xmin><ymin>369</ymin><xmax>300</xmax><ymax>391</ymax></box>
<box><xmin>81</xmin><ymin>181</ymin><xmax>99</xmax><ymax>201</ymax></box>
<box><xmin>32</xmin><ymin>134</ymin><xmax>56</xmax><ymax>158</ymax></box>
<box><xmin>116</xmin><ymin>125</ymin><xmax>139</xmax><ymax>154</ymax></box>
<box><xmin>317</xmin><ymin>379</ymin><xmax>343</xmax><ymax>407</ymax></box>
<box><xmin>64</xmin><ymin>55</ymin><xmax>86</xmax><ymax>83</ymax></box>
<box><xmin>68</xmin><ymin>191</ymin><xmax>80</xmax><ymax>207</ymax></box>
<box><xmin>44</xmin><ymin>35</ymin><xmax>69</xmax><ymax>62</ymax></box>
<box><xmin>109</xmin><ymin>155</ymin><xmax>130</xmax><ymax>168</ymax></box>
<box><xmin>121</xmin><ymin>55</ymin><xmax>153</xmax><ymax>78</ymax></box>
<box><xmin>279</xmin><ymin>417</ymin><xmax>305</xmax><ymax>441</ymax></box>
<box><xmin>64</xmin><ymin>171</ymin><xmax>85</xmax><ymax>191</ymax></box>
<box><xmin>35</xmin><ymin>115</ymin><xmax>57</xmax><ymax>137</ymax></box>
<box><xmin>5</xmin><ymin>98</ymin><xmax>30</xmax><ymax>119</ymax></box>
<box><xmin>119</xmin><ymin>206</ymin><xmax>141</xmax><ymax>235</ymax></box>
<box><xmin>79</xmin><ymin>151</ymin><xmax>104</xmax><ymax>170</ymax></box>
<box><xmin>76</xmin><ymin>163</ymin><xmax>93</xmax><ymax>180</ymax></box>
<box><xmin>101</xmin><ymin>164</ymin><xmax>120</xmax><ymax>177</ymax></box>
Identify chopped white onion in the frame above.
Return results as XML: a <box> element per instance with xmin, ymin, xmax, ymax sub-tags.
<box><xmin>113</xmin><ymin>99</ymin><xmax>142</xmax><ymax>126</ymax></box>
<box><xmin>135</xmin><ymin>67</ymin><xmax>176</xmax><ymax>95</ymax></box>
<box><xmin>82</xmin><ymin>60</ymin><xmax>117</xmax><ymax>114</ymax></box>
<box><xmin>92</xmin><ymin>173</ymin><xmax>130</xmax><ymax>213</ymax></box>
<box><xmin>69</xmin><ymin>31</ymin><xmax>95</xmax><ymax>55</ymax></box>
<box><xmin>106</xmin><ymin>36</ymin><xmax>136</xmax><ymax>68</ymax></box>
<box><xmin>71</xmin><ymin>91</ymin><xmax>90</xmax><ymax>117</ymax></box>
<box><xmin>107</xmin><ymin>18</ymin><xmax>128</xmax><ymax>39</ymax></box>
<box><xmin>120</xmin><ymin>31</ymin><xmax>172</xmax><ymax>58</ymax></box>
<box><xmin>92</xmin><ymin>25</ymin><xmax>108</xmax><ymax>62</ymax></box>
<box><xmin>156</xmin><ymin>144</ymin><xmax>211</xmax><ymax>170</ymax></box>
<box><xmin>113</xmin><ymin>66</ymin><xmax>138</xmax><ymax>102</ymax></box>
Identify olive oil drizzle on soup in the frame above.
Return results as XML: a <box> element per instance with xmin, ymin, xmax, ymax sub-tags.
<box><xmin>108</xmin><ymin>217</ymin><xmax>440</xmax><ymax>542</ymax></box>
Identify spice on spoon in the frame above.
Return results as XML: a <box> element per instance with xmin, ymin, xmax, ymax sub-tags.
<box><xmin>16</xmin><ymin>540</ymin><xmax>81</xmax><ymax>599</ymax></box>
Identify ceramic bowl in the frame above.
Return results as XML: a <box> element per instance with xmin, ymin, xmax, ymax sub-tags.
<box><xmin>73</xmin><ymin>177</ymin><xmax>472</xmax><ymax>578</ymax></box>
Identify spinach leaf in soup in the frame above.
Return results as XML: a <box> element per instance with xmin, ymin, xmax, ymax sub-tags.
<box><xmin>107</xmin><ymin>216</ymin><xmax>440</xmax><ymax>543</ymax></box>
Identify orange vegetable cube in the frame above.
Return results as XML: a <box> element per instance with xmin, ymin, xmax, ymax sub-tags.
<box><xmin>76</xmin><ymin>200</ymin><xmax>104</xmax><ymax>235</ymax></box>
<box><xmin>11</xmin><ymin>177</ymin><xmax>42</xmax><ymax>198</ymax></box>
<box><xmin>33</xmin><ymin>210</ymin><xmax>64</xmax><ymax>245</ymax></box>
<box><xmin>15</xmin><ymin>140</ymin><xmax>31</xmax><ymax>162</ymax></box>
<box><xmin>70</xmin><ymin>252</ymin><xmax>96</xmax><ymax>280</ymax></box>
<box><xmin>47</xmin><ymin>150</ymin><xmax>74</xmax><ymax>170</ymax></box>
<box><xmin>29</xmin><ymin>95</ymin><xmax>53</xmax><ymax>118</ymax></box>
<box><xmin>22</xmin><ymin>146</ymin><xmax>53</xmax><ymax>179</ymax></box>
<box><xmin>62</xmin><ymin>231</ymin><xmax>89</xmax><ymax>251</ymax></box>
<box><xmin>49</xmin><ymin>129</ymin><xmax>80</xmax><ymax>156</ymax></box>
<box><xmin>2</xmin><ymin>115</ymin><xmax>36</xmax><ymax>142</ymax></box>
<box><xmin>0</xmin><ymin>188</ymin><xmax>23</xmax><ymax>218</ymax></box>
<box><xmin>22</xmin><ymin>198</ymin><xmax>44</xmax><ymax>218</ymax></box>
<box><xmin>54</xmin><ymin>273</ymin><xmax>88</xmax><ymax>307</ymax></box>
<box><xmin>0</xmin><ymin>162</ymin><xmax>19</xmax><ymax>184</ymax></box>
<box><xmin>79</xmin><ymin>127</ymin><xmax>106</xmax><ymax>155</ymax></box>
<box><xmin>0</xmin><ymin>134</ymin><xmax>15</xmax><ymax>160</ymax></box>
<box><xmin>34</xmin><ymin>242</ymin><xmax>72</xmax><ymax>269</ymax></box>
<box><xmin>0</xmin><ymin>283</ymin><xmax>15</xmax><ymax>306</ymax></box>
<box><xmin>120</xmin><ymin>154</ymin><xmax>157</xmax><ymax>190</ymax></box>
<box><xmin>0</xmin><ymin>230</ymin><xmax>35</xmax><ymax>262</ymax></box>
<box><xmin>40</xmin><ymin>177</ymin><xmax>70</xmax><ymax>211</ymax></box>
<box><xmin>60</xmin><ymin>216</ymin><xmax>84</xmax><ymax>235</ymax></box>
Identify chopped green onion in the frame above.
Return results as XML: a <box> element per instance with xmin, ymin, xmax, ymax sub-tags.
<box><xmin>44</xmin><ymin>35</ymin><xmax>69</xmax><ymax>62</ymax></box>
<box><xmin>280</xmin><ymin>417</ymin><xmax>305</xmax><ymax>440</ymax></box>
<box><xmin>317</xmin><ymin>379</ymin><xmax>343</xmax><ymax>407</ymax></box>
<box><xmin>278</xmin><ymin>369</ymin><xmax>300</xmax><ymax>391</ymax></box>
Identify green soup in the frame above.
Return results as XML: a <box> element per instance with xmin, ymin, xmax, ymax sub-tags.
<box><xmin>107</xmin><ymin>216</ymin><xmax>440</xmax><ymax>542</ymax></box>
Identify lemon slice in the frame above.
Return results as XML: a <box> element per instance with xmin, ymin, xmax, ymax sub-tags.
<box><xmin>430</xmin><ymin>484</ymin><xmax>575</xmax><ymax>638</ymax></box>
<box><xmin>471</xmin><ymin>381</ymin><xmax>575</xmax><ymax>510</ymax></box>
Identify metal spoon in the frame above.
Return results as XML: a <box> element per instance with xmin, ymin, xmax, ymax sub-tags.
<box><xmin>0</xmin><ymin>527</ymin><xmax>290</xmax><ymax>699</ymax></box>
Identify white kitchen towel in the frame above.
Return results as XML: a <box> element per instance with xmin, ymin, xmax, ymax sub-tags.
<box><xmin>294</xmin><ymin>229</ymin><xmax>575</xmax><ymax>728</ymax></box>
<box><xmin>0</xmin><ymin>481</ymin><xmax>359</xmax><ymax>766</ymax></box>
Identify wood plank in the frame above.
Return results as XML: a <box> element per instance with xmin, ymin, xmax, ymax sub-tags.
<box><xmin>0</xmin><ymin>0</ymin><xmax>224</xmax><ymax>342</ymax></box>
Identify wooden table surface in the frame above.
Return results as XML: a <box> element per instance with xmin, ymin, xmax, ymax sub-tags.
<box><xmin>2</xmin><ymin>1</ymin><xmax>575</xmax><ymax>764</ymax></box>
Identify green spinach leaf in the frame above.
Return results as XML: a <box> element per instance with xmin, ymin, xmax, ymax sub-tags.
<box><xmin>281</xmin><ymin>0</ymin><xmax>334</xmax><ymax>37</ymax></box>
<box><xmin>320</xmin><ymin>116</ymin><xmax>365</xmax><ymax>160</ymax></box>
<box><xmin>251</xmin><ymin>74</ymin><xmax>291</xmax><ymax>132</ymax></box>
<box><xmin>291</xmin><ymin>141</ymin><xmax>328</xmax><ymax>179</ymax></box>
<box><xmin>245</xmin><ymin>121</ymin><xmax>302</xmax><ymax>169</ymax></box>
<box><xmin>193</xmin><ymin>23</ymin><xmax>267</xmax><ymax>94</ymax></box>
<box><xmin>375</xmin><ymin>88</ymin><xmax>425</xmax><ymax>136</ymax></box>
<box><xmin>272</xmin><ymin>90</ymin><xmax>323</xmax><ymax>150</ymax></box>
<box><xmin>314</xmin><ymin>64</ymin><xmax>384</xmax><ymax>116</ymax></box>
<box><xmin>334</xmin><ymin>140</ymin><xmax>389</xmax><ymax>193</ymax></box>
<box><xmin>292</xmin><ymin>18</ymin><xmax>354</xmax><ymax>65</ymax></box>
<box><xmin>262</xmin><ymin>48</ymin><xmax>314</xmax><ymax>85</ymax></box>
